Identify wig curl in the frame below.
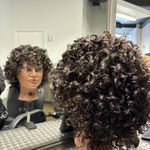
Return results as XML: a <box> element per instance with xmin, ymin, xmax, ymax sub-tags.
<box><xmin>4</xmin><ymin>45</ymin><xmax>52</xmax><ymax>87</ymax></box>
<box><xmin>54</xmin><ymin>32</ymin><xmax>150</xmax><ymax>149</ymax></box>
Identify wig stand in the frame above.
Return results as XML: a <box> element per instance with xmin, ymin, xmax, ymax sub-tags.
<box><xmin>24</xmin><ymin>101</ymin><xmax>37</xmax><ymax>130</ymax></box>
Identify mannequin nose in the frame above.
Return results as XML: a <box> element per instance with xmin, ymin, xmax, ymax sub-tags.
<box><xmin>30</xmin><ymin>69</ymin><xmax>37</xmax><ymax>76</ymax></box>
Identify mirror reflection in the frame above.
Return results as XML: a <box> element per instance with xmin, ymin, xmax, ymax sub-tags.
<box><xmin>0</xmin><ymin>0</ymin><xmax>150</xmax><ymax>149</ymax></box>
<box><xmin>0</xmin><ymin>0</ymin><xmax>108</xmax><ymax>119</ymax></box>
<box><xmin>4</xmin><ymin>45</ymin><xmax>52</xmax><ymax>128</ymax></box>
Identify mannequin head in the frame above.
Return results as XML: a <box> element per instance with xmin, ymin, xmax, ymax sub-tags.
<box><xmin>17</xmin><ymin>63</ymin><xmax>43</xmax><ymax>91</ymax></box>
<box><xmin>5</xmin><ymin>45</ymin><xmax>52</xmax><ymax>88</ymax></box>
<box><xmin>5</xmin><ymin>45</ymin><xmax>52</xmax><ymax>100</ymax></box>
<box><xmin>54</xmin><ymin>32</ymin><xmax>150</xmax><ymax>149</ymax></box>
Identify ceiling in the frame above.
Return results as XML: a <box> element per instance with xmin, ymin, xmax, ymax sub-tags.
<box><xmin>89</xmin><ymin>0</ymin><xmax>150</xmax><ymax>10</ymax></box>
<box><xmin>116</xmin><ymin>0</ymin><xmax>150</xmax><ymax>28</ymax></box>
<box><xmin>88</xmin><ymin>0</ymin><xmax>150</xmax><ymax>28</ymax></box>
<box><xmin>124</xmin><ymin>0</ymin><xmax>150</xmax><ymax>9</ymax></box>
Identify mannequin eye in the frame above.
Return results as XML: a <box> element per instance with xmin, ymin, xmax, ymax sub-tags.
<box><xmin>21</xmin><ymin>66</ymin><xmax>32</xmax><ymax>72</ymax></box>
<box><xmin>35</xmin><ymin>66</ymin><xmax>43</xmax><ymax>72</ymax></box>
<box><xmin>21</xmin><ymin>65</ymin><xmax>43</xmax><ymax>72</ymax></box>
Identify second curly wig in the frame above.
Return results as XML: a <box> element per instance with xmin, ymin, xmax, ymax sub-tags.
<box><xmin>54</xmin><ymin>32</ymin><xmax>150</xmax><ymax>149</ymax></box>
<box><xmin>4</xmin><ymin>45</ymin><xmax>52</xmax><ymax>87</ymax></box>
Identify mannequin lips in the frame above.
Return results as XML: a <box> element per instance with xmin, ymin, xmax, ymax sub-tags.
<box><xmin>30</xmin><ymin>78</ymin><xmax>37</xmax><ymax>82</ymax></box>
<box><xmin>28</xmin><ymin>79</ymin><xmax>38</xmax><ymax>86</ymax></box>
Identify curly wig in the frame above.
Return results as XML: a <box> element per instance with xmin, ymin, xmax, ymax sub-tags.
<box><xmin>54</xmin><ymin>32</ymin><xmax>150</xmax><ymax>149</ymax></box>
<box><xmin>4</xmin><ymin>45</ymin><xmax>52</xmax><ymax>87</ymax></box>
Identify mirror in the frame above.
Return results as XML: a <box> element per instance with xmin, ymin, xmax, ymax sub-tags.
<box><xmin>2</xmin><ymin>0</ymin><xmax>149</xmax><ymax>125</ymax></box>
<box><xmin>0</xmin><ymin>0</ymin><xmax>108</xmax><ymax>122</ymax></box>
<box><xmin>1</xmin><ymin>0</ymin><xmax>149</xmax><ymax>149</ymax></box>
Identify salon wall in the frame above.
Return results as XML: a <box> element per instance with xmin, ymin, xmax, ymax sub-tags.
<box><xmin>0</xmin><ymin>0</ymin><xmax>12</xmax><ymax>67</ymax></box>
<box><xmin>5</xmin><ymin>0</ymin><xmax>83</xmax><ymax>64</ymax></box>
<box><xmin>82</xmin><ymin>0</ymin><xmax>107</xmax><ymax>35</ymax></box>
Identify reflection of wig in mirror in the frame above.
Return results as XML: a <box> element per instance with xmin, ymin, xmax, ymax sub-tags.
<box><xmin>4</xmin><ymin>45</ymin><xmax>52</xmax><ymax>120</ymax></box>
<box><xmin>54</xmin><ymin>32</ymin><xmax>150</xmax><ymax>149</ymax></box>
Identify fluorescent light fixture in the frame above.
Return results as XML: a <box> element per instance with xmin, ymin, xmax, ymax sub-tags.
<box><xmin>115</xmin><ymin>34</ymin><xmax>122</xmax><ymax>37</ymax></box>
<box><xmin>116</xmin><ymin>13</ymin><xmax>136</xmax><ymax>21</ymax></box>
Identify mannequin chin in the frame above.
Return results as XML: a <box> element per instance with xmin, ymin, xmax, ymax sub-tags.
<box><xmin>18</xmin><ymin>87</ymin><xmax>39</xmax><ymax>101</ymax></box>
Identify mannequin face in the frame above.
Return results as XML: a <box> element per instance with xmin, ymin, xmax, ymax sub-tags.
<box><xmin>17</xmin><ymin>63</ymin><xmax>43</xmax><ymax>90</ymax></box>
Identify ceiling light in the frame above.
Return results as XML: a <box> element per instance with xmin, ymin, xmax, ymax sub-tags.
<box><xmin>116</xmin><ymin>13</ymin><xmax>136</xmax><ymax>21</ymax></box>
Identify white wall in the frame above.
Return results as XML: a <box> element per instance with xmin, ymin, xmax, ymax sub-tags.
<box><xmin>0</xmin><ymin>0</ymin><xmax>12</xmax><ymax>100</ymax></box>
<box><xmin>82</xmin><ymin>0</ymin><xmax>107</xmax><ymax>35</ymax></box>
<box><xmin>11</xmin><ymin>0</ymin><xmax>84</xmax><ymax>64</ymax></box>
<box><xmin>0</xmin><ymin>0</ymin><xmax>12</xmax><ymax>67</ymax></box>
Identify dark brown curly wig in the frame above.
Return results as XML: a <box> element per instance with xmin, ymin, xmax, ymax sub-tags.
<box><xmin>4</xmin><ymin>45</ymin><xmax>52</xmax><ymax>87</ymax></box>
<box><xmin>54</xmin><ymin>32</ymin><xmax>150</xmax><ymax>149</ymax></box>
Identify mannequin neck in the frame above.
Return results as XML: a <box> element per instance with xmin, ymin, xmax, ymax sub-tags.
<box><xmin>18</xmin><ymin>87</ymin><xmax>38</xmax><ymax>101</ymax></box>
